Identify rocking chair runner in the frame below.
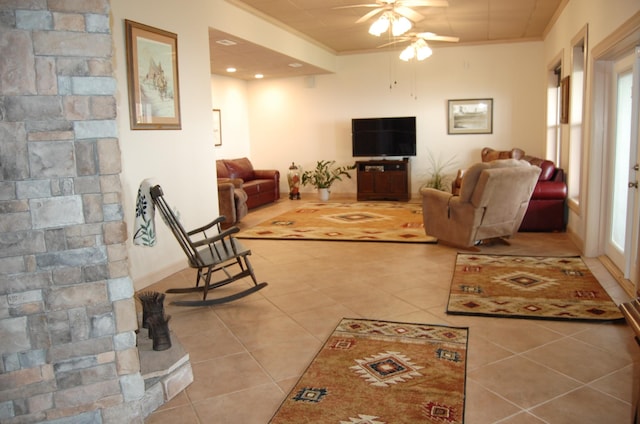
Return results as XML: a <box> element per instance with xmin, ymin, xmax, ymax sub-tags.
<box><xmin>149</xmin><ymin>185</ymin><xmax>267</xmax><ymax>307</ymax></box>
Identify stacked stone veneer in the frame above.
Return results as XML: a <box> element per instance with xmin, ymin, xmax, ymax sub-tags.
<box><xmin>0</xmin><ymin>1</ymin><xmax>148</xmax><ymax>422</ymax></box>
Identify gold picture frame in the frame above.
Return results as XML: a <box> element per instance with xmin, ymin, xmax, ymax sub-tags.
<box><xmin>125</xmin><ymin>19</ymin><xmax>181</xmax><ymax>130</ymax></box>
<box><xmin>560</xmin><ymin>76</ymin><xmax>570</xmax><ymax>124</ymax></box>
<box><xmin>448</xmin><ymin>98</ymin><xmax>493</xmax><ymax>135</ymax></box>
<box><xmin>213</xmin><ymin>109</ymin><xmax>222</xmax><ymax>146</ymax></box>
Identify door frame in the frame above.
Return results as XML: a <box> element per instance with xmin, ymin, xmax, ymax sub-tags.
<box><xmin>586</xmin><ymin>14</ymin><xmax>640</xmax><ymax>295</ymax></box>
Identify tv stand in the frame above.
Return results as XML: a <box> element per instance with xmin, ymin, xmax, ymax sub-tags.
<box><xmin>356</xmin><ymin>159</ymin><xmax>410</xmax><ymax>202</ymax></box>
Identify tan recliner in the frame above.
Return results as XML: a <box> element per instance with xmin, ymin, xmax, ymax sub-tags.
<box><xmin>421</xmin><ymin>159</ymin><xmax>541</xmax><ymax>249</ymax></box>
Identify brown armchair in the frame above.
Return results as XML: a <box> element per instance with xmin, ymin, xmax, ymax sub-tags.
<box><xmin>217</xmin><ymin>178</ymin><xmax>248</xmax><ymax>229</ymax></box>
<box><xmin>421</xmin><ymin>159</ymin><xmax>541</xmax><ymax>249</ymax></box>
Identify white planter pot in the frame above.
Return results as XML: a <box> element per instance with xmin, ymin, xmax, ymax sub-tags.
<box><xmin>318</xmin><ymin>188</ymin><xmax>330</xmax><ymax>202</ymax></box>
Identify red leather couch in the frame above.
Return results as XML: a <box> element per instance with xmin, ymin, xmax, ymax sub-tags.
<box><xmin>216</xmin><ymin>157</ymin><xmax>280</xmax><ymax>209</ymax></box>
<box><xmin>481</xmin><ymin>148</ymin><xmax>567</xmax><ymax>231</ymax></box>
<box><xmin>518</xmin><ymin>155</ymin><xmax>567</xmax><ymax>231</ymax></box>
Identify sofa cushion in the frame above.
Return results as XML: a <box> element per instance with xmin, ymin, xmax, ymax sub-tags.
<box><xmin>216</xmin><ymin>160</ymin><xmax>230</xmax><ymax>179</ymax></box>
<box><xmin>522</xmin><ymin>155</ymin><xmax>555</xmax><ymax>181</ymax></box>
<box><xmin>223</xmin><ymin>157</ymin><xmax>255</xmax><ymax>181</ymax></box>
<box><xmin>481</xmin><ymin>147</ymin><xmax>525</xmax><ymax>162</ymax></box>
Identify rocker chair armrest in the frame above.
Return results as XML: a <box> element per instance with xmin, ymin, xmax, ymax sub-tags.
<box><xmin>190</xmin><ymin>227</ymin><xmax>240</xmax><ymax>248</ymax></box>
<box><xmin>187</xmin><ymin>216</ymin><xmax>227</xmax><ymax>236</ymax></box>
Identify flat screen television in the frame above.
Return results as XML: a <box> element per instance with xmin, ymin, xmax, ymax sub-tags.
<box><xmin>351</xmin><ymin>116</ymin><xmax>416</xmax><ymax>157</ymax></box>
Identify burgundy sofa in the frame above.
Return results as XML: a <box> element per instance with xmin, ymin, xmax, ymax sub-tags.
<box><xmin>481</xmin><ymin>148</ymin><xmax>567</xmax><ymax>232</ymax></box>
<box><xmin>216</xmin><ymin>157</ymin><xmax>280</xmax><ymax>210</ymax></box>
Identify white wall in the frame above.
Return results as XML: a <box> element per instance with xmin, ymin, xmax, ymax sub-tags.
<box><xmin>111</xmin><ymin>0</ymin><xmax>335</xmax><ymax>289</ymax></box>
<box><xmin>211</xmin><ymin>75</ymin><xmax>252</xmax><ymax>159</ymax></box>
<box><xmin>245</xmin><ymin>42</ymin><xmax>546</xmax><ymax>197</ymax></box>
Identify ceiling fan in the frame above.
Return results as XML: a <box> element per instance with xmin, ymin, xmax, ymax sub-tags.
<box><xmin>378</xmin><ymin>31</ymin><xmax>460</xmax><ymax>61</ymax></box>
<box><xmin>336</xmin><ymin>0</ymin><xmax>450</xmax><ymax>36</ymax></box>
<box><xmin>380</xmin><ymin>31</ymin><xmax>460</xmax><ymax>45</ymax></box>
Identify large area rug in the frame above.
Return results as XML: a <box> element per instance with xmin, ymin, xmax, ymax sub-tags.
<box><xmin>447</xmin><ymin>254</ymin><xmax>624</xmax><ymax>322</ymax></box>
<box><xmin>238</xmin><ymin>202</ymin><xmax>436</xmax><ymax>243</ymax></box>
<box><xmin>269</xmin><ymin>318</ymin><xmax>468</xmax><ymax>424</ymax></box>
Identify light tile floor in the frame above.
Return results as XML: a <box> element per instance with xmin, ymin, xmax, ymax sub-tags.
<box><xmin>144</xmin><ymin>198</ymin><xmax>638</xmax><ymax>424</ymax></box>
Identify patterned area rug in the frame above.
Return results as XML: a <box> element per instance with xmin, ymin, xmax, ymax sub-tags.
<box><xmin>238</xmin><ymin>202</ymin><xmax>436</xmax><ymax>243</ymax></box>
<box><xmin>447</xmin><ymin>254</ymin><xmax>624</xmax><ymax>321</ymax></box>
<box><xmin>269</xmin><ymin>318</ymin><xmax>468</xmax><ymax>424</ymax></box>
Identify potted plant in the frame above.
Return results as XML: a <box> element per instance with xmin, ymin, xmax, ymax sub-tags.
<box><xmin>420</xmin><ymin>150</ymin><xmax>457</xmax><ymax>192</ymax></box>
<box><xmin>301</xmin><ymin>160</ymin><xmax>356</xmax><ymax>201</ymax></box>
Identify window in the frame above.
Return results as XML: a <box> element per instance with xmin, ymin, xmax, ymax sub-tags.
<box><xmin>546</xmin><ymin>57</ymin><xmax>562</xmax><ymax>165</ymax></box>
<box><xmin>568</xmin><ymin>26</ymin><xmax>588</xmax><ymax>210</ymax></box>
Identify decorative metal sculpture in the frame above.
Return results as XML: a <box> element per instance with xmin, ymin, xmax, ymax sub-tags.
<box><xmin>287</xmin><ymin>162</ymin><xmax>301</xmax><ymax>200</ymax></box>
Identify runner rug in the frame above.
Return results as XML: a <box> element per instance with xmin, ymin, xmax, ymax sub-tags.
<box><xmin>269</xmin><ymin>318</ymin><xmax>468</xmax><ymax>424</ymax></box>
<box><xmin>447</xmin><ymin>254</ymin><xmax>624</xmax><ymax>322</ymax></box>
<box><xmin>238</xmin><ymin>202</ymin><xmax>436</xmax><ymax>243</ymax></box>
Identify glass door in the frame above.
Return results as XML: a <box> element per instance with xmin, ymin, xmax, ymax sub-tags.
<box><xmin>605</xmin><ymin>50</ymin><xmax>640</xmax><ymax>284</ymax></box>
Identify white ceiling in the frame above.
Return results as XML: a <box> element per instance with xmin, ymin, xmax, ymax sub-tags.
<box><xmin>210</xmin><ymin>0</ymin><xmax>566</xmax><ymax>80</ymax></box>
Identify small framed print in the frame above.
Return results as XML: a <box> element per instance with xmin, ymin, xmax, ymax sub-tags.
<box><xmin>448</xmin><ymin>98</ymin><xmax>493</xmax><ymax>135</ymax></box>
<box><xmin>125</xmin><ymin>19</ymin><xmax>181</xmax><ymax>130</ymax></box>
<box><xmin>213</xmin><ymin>109</ymin><xmax>222</xmax><ymax>147</ymax></box>
<box><xmin>560</xmin><ymin>76</ymin><xmax>570</xmax><ymax>124</ymax></box>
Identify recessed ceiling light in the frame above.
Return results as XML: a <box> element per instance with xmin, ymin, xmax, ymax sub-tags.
<box><xmin>288</xmin><ymin>63</ymin><xmax>303</xmax><ymax>68</ymax></box>
<box><xmin>226</xmin><ymin>67</ymin><xmax>237</xmax><ymax>73</ymax></box>
<box><xmin>216</xmin><ymin>39</ymin><xmax>237</xmax><ymax>46</ymax></box>
<box><xmin>254</xmin><ymin>74</ymin><xmax>264</xmax><ymax>79</ymax></box>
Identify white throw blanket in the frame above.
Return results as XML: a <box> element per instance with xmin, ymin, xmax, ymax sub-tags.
<box><xmin>133</xmin><ymin>178</ymin><xmax>158</xmax><ymax>247</ymax></box>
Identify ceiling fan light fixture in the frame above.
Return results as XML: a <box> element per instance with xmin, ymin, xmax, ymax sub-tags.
<box><xmin>391</xmin><ymin>16</ymin><xmax>412</xmax><ymax>37</ymax></box>
<box><xmin>414</xmin><ymin>38</ymin><xmax>432</xmax><ymax>60</ymax></box>
<box><xmin>416</xmin><ymin>44</ymin><xmax>432</xmax><ymax>60</ymax></box>
<box><xmin>399</xmin><ymin>39</ymin><xmax>433</xmax><ymax>62</ymax></box>
<box><xmin>399</xmin><ymin>45</ymin><xmax>415</xmax><ymax>61</ymax></box>
<box><xmin>368</xmin><ymin>13</ymin><xmax>390</xmax><ymax>36</ymax></box>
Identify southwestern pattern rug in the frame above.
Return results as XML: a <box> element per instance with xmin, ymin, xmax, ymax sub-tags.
<box><xmin>269</xmin><ymin>318</ymin><xmax>468</xmax><ymax>424</ymax></box>
<box><xmin>238</xmin><ymin>202</ymin><xmax>436</xmax><ymax>243</ymax></box>
<box><xmin>447</xmin><ymin>254</ymin><xmax>624</xmax><ymax>322</ymax></box>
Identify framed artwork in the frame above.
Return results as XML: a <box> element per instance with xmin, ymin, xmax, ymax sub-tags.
<box><xmin>448</xmin><ymin>98</ymin><xmax>493</xmax><ymax>134</ymax></box>
<box><xmin>213</xmin><ymin>109</ymin><xmax>222</xmax><ymax>146</ymax></box>
<box><xmin>560</xmin><ymin>76</ymin><xmax>570</xmax><ymax>124</ymax></box>
<box><xmin>125</xmin><ymin>19</ymin><xmax>181</xmax><ymax>130</ymax></box>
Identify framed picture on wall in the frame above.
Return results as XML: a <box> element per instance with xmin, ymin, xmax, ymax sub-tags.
<box><xmin>560</xmin><ymin>76</ymin><xmax>570</xmax><ymax>124</ymax></box>
<box><xmin>125</xmin><ymin>19</ymin><xmax>181</xmax><ymax>130</ymax></box>
<box><xmin>448</xmin><ymin>98</ymin><xmax>493</xmax><ymax>134</ymax></box>
<box><xmin>213</xmin><ymin>109</ymin><xmax>222</xmax><ymax>146</ymax></box>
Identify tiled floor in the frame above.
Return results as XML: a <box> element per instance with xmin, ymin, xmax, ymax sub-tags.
<box><xmin>144</xmin><ymin>197</ymin><xmax>638</xmax><ymax>424</ymax></box>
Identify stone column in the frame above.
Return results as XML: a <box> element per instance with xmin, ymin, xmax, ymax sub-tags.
<box><xmin>0</xmin><ymin>1</ymin><xmax>145</xmax><ymax>422</ymax></box>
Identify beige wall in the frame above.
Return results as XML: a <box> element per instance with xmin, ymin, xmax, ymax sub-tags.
<box><xmin>243</xmin><ymin>41</ymin><xmax>546</xmax><ymax>196</ymax></box>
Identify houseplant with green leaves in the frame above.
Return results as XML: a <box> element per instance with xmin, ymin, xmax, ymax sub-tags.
<box><xmin>301</xmin><ymin>160</ymin><xmax>356</xmax><ymax>201</ymax></box>
<box><xmin>420</xmin><ymin>149</ymin><xmax>458</xmax><ymax>192</ymax></box>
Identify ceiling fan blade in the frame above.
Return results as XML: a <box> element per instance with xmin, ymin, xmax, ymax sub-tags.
<box><xmin>417</xmin><ymin>32</ymin><xmax>460</xmax><ymax>42</ymax></box>
<box><xmin>399</xmin><ymin>0</ymin><xmax>449</xmax><ymax>7</ymax></box>
<box><xmin>377</xmin><ymin>37</ymin><xmax>411</xmax><ymax>48</ymax></box>
<box><xmin>333</xmin><ymin>4</ymin><xmax>383</xmax><ymax>9</ymax></box>
<box><xmin>395</xmin><ymin>6</ymin><xmax>425</xmax><ymax>22</ymax></box>
<box><xmin>355</xmin><ymin>8</ymin><xmax>384</xmax><ymax>23</ymax></box>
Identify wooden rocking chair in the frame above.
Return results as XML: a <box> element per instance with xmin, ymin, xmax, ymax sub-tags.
<box><xmin>149</xmin><ymin>185</ymin><xmax>267</xmax><ymax>307</ymax></box>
